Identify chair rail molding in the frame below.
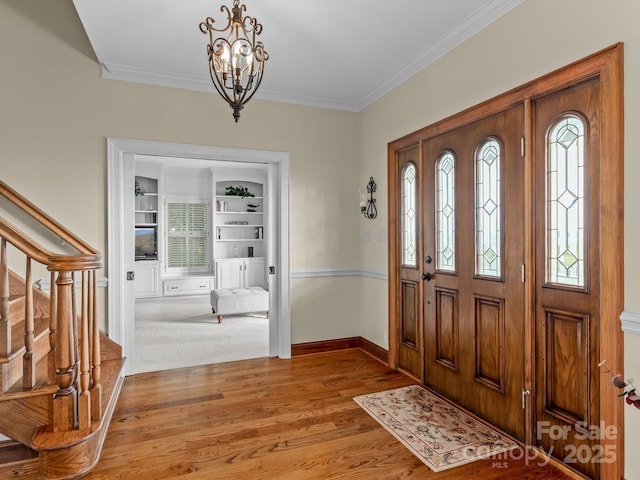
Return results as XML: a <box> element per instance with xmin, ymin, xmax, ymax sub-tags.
<box><xmin>621</xmin><ymin>310</ymin><xmax>640</xmax><ymax>335</ymax></box>
<box><xmin>291</xmin><ymin>267</ymin><xmax>387</xmax><ymax>280</ymax></box>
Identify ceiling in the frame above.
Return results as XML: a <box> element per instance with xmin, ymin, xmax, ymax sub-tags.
<box><xmin>72</xmin><ymin>0</ymin><xmax>522</xmax><ymax>112</ymax></box>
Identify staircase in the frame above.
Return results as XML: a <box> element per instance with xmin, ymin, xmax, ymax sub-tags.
<box><xmin>0</xmin><ymin>180</ymin><xmax>124</xmax><ymax>479</ymax></box>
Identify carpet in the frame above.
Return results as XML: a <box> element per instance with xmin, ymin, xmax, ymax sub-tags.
<box><xmin>135</xmin><ymin>296</ymin><xmax>269</xmax><ymax>374</ymax></box>
<box><xmin>354</xmin><ymin>384</ymin><xmax>518</xmax><ymax>472</ymax></box>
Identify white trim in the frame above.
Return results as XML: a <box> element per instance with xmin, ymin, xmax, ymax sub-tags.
<box><xmin>291</xmin><ymin>268</ymin><xmax>387</xmax><ymax>280</ymax></box>
<box><xmin>356</xmin><ymin>0</ymin><xmax>524</xmax><ymax>110</ymax></box>
<box><xmin>107</xmin><ymin>138</ymin><xmax>291</xmax><ymax>375</ymax></box>
<box><xmin>36</xmin><ymin>277</ymin><xmax>109</xmax><ymax>291</ymax></box>
<box><xmin>621</xmin><ymin>311</ymin><xmax>640</xmax><ymax>335</ymax></box>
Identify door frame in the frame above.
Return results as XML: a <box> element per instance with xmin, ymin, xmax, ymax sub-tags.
<box><xmin>388</xmin><ymin>43</ymin><xmax>623</xmax><ymax>478</ymax></box>
<box><xmin>107</xmin><ymin>137</ymin><xmax>291</xmax><ymax>375</ymax></box>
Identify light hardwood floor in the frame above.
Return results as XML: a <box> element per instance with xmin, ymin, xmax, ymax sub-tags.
<box><xmin>2</xmin><ymin>349</ymin><xmax>575</xmax><ymax>479</ymax></box>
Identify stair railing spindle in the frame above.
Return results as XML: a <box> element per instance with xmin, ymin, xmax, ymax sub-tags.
<box><xmin>0</xmin><ymin>239</ymin><xmax>10</xmax><ymax>357</ymax></box>
<box><xmin>78</xmin><ymin>270</ymin><xmax>91</xmax><ymax>429</ymax></box>
<box><xmin>48</xmin><ymin>271</ymin><xmax>57</xmax><ymax>384</ymax></box>
<box><xmin>90</xmin><ymin>270</ymin><xmax>102</xmax><ymax>420</ymax></box>
<box><xmin>23</xmin><ymin>256</ymin><xmax>36</xmax><ymax>389</ymax></box>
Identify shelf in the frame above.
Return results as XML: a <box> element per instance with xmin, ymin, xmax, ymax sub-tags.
<box><xmin>135</xmin><ymin>223</ymin><xmax>157</xmax><ymax>227</ymax></box>
<box><xmin>135</xmin><ymin>210</ymin><xmax>158</xmax><ymax>214</ymax></box>
<box><xmin>215</xmin><ymin>180</ymin><xmax>265</xmax><ymax>266</ymax></box>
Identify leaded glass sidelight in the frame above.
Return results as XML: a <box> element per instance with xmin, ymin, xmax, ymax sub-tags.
<box><xmin>436</xmin><ymin>151</ymin><xmax>456</xmax><ymax>272</ymax></box>
<box><xmin>401</xmin><ymin>163</ymin><xmax>417</xmax><ymax>266</ymax></box>
<box><xmin>546</xmin><ymin>115</ymin><xmax>585</xmax><ymax>287</ymax></box>
<box><xmin>475</xmin><ymin>139</ymin><xmax>501</xmax><ymax>278</ymax></box>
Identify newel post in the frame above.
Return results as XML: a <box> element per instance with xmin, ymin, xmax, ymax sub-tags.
<box><xmin>52</xmin><ymin>270</ymin><xmax>78</xmax><ymax>432</ymax></box>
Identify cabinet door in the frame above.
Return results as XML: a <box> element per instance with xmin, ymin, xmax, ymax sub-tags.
<box><xmin>215</xmin><ymin>259</ymin><xmax>244</xmax><ymax>289</ymax></box>
<box><xmin>135</xmin><ymin>262</ymin><xmax>159</xmax><ymax>298</ymax></box>
<box><xmin>245</xmin><ymin>258</ymin><xmax>266</xmax><ymax>289</ymax></box>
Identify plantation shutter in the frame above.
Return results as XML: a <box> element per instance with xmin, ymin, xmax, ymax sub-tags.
<box><xmin>166</xmin><ymin>202</ymin><xmax>209</xmax><ymax>271</ymax></box>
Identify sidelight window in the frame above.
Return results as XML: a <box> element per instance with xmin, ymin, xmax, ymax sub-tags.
<box><xmin>435</xmin><ymin>151</ymin><xmax>456</xmax><ymax>272</ymax></box>
<box><xmin>475</xmin><ymin>138</ymin><xmax>502</xmax><ymax>278</ymax></box>
<box><xmin>401</xmin><ymin>162</ymin><xmax>417</xmax><ymax>266</ymax></box>
<box><xmin>546</xmin><ymin>115</ymin><xmax>585</xmax><ymax>287</ymax></box>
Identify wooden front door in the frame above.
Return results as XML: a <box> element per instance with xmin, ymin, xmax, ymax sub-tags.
<box><xmin>532</xmin><ymin>77</ymin><xmax>602</xmax><ymax>480</ymax></box>
<box><xmin>389</xmin><ymin>45</ymin><xmax>623</xmax><ymax>479</ymax></box>
<box><xmin>422</xmin><ymin>104</ymin><xmax>526</xmax><ymax>440</ymax></box>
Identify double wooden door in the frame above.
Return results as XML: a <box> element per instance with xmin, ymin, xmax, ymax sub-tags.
<box><xmin>391</xmin><ymin>52</ymin><xmax>622</xmax><ymax>479</ymax></box>
<box><xmin>397</xmin><ymin>105</ymin><xmax>525</xmax><ymax>439</ymax></box>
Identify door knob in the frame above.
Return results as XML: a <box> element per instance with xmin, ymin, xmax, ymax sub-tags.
<box><xmin>425</xmin><ymin>255</ymin><xmax>433</xmax><ymax>264</ymax></box>
<box><xmin>422</xmin><ymin>272</ymin><xmax>433</xmax><ymax>281</ymax></box>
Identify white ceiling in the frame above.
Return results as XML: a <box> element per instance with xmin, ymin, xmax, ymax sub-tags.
<box><xmin>72</xmin><ymin>0</ymin><xmax>522</xmax><ymax>112</ymax></box>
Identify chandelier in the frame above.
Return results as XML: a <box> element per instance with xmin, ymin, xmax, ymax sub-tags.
<box><xmin>199</xmin><ymin>0</ymin><xmax>269</xmax><ymax>122</ymax></box>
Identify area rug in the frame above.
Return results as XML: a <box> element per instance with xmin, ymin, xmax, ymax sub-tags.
<box><xmin>353</xmin><ymin>384</ymin><xmax>518</xmax><ymax>472</ymax></box>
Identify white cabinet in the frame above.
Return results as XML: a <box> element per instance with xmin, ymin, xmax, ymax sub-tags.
<box><xmin>163</xmin><ymin>276</ymin><xmax>215</xmax><ymax>296</ymax></box>
<box><xmin>214</xmin><ymin>178</ymin><xmax>267</xmax><ymax>291</ymax></box>
<box><xmin>245</xmin><ymin>258</ymin><xmax>267</xmax><ymax>289</ymax></box>
<box><xmin>215</xmin><ymin>258</ymin><xmax>266</xmax><ymax>290</ymax></box>
<box><xmin>135</xmin><ymin>261</ymin><xmax>159</xmax><ymax>298</ymax></box>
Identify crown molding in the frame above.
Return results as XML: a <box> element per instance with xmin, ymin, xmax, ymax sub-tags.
<box><xmin>98</xmin><ymin>0</ymin><xmax>523</xmax><ymax>113</ymax></box>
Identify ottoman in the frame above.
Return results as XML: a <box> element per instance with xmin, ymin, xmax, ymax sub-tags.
<box><xmin>210</xmin><ymin>287</ymin><xmax>269</xmax><ymax>323</ymax></box>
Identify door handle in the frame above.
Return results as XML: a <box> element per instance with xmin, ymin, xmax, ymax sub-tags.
<box><xmin>422</xmin><ymin>272</ymin><xmax>433</xmax><ymax>281</ymax></box>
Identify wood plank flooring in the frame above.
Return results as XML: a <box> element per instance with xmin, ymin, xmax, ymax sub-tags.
<box><xmin>1</xmin><ymin>349</ymin><xmax>576</xmax><ymax>479</ymax></box>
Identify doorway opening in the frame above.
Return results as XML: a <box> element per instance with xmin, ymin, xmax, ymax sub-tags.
<box><xmin>107</xmin><ymin>138</ymin><xmax>291</xmax><ymax>376</ymax></box>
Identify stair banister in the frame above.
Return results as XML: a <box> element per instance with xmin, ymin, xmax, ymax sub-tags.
<box><xmin>0</xmin><ymin>180</ymin><xmax>103</xmax><ymax>435</ymax></box>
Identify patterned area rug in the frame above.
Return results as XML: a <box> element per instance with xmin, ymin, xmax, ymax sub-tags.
<box><xmin>354</xmin><ymin>384</ymin><xmax>518</xmax><ymax>472</ymax></box>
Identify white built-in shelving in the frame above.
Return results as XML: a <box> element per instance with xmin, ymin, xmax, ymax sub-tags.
<box><xmin>214</xmin><ymin>180</ymin><xmax>266</xmax><ymax>289</ymax></box>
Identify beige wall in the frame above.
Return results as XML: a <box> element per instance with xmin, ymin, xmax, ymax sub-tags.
<box><xmin>0</xmin><ymin>0</ymin><xmax>362</xmax><ymax>342</ymax></box>
<box><xmin>358</xmin><ymin>1</ymin><xmax>640</xmax><ymax>477</ymax></box>
<box><xmin>2</xmin><ymin>0</ymin><xmax>639</xmax><ymax>477</ymax></box>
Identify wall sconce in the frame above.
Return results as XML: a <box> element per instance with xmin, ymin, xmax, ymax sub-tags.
<box><xmin>359</xmin><ymin>177</ymin><xmax>377</xmax><ymax>219</ymax></box>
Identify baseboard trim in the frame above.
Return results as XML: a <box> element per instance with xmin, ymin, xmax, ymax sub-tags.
<box><xmin>291</xmin><ymin>336</ymin><xmax>388</xmax><ymax>365</ymax></box>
